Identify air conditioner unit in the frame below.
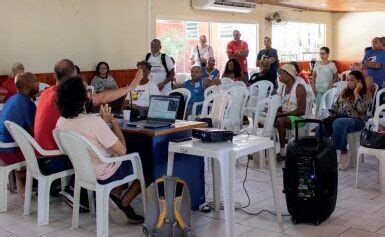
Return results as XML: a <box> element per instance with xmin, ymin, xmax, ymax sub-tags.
<box><xmin>192</xmin><ymin>0</ymin><xmax>256</xmax><ymax>14</ymax></box>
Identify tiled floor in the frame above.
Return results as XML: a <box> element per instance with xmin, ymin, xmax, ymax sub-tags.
<box><xmin>1</xmin><ymin>156</ymin><xmax>385</xmax><ymax>237</ymax></box>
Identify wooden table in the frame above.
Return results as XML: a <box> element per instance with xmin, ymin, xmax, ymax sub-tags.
<box><xmin>121</xmin><ymin>120</ymin><xmax>207</xmax><ymax>210</ymax></box>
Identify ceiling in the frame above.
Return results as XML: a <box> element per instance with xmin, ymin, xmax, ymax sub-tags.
<box><xmin>255</xmin><ymin>0</ymin><xmax>385</xmax><ymax>12</ymax></box>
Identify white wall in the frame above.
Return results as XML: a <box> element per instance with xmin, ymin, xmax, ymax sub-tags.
<box><xmin>0</xmin><ymin>0</ymin><xmax>333</xmax><ymax>74</ymax></box>
<box><xmin>333</xmin><ymin>12</ymin><xmax>385</xmax><ymax>61</ymax></box>
<box><xmin>0</xmin><ymin>0</ymin><xmax>148</xmax><ymax>75</ymax></box>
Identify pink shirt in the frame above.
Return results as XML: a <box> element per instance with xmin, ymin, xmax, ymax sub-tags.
<box><xmin>226</xmin><ymin>40</ymin><xmax>249</xmax><ymax>73</ymax></box>
<box><xmin>56</xmin><ymin>114</ymin><xmax>120</xmax><ymax>180</ymax></box>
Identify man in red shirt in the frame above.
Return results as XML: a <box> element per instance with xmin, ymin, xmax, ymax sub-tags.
<box><xmin>226</xmin><ymin>30</ymin><xmax>249</xmax><ymax>82</ymax></box>
<box><xmin>34</xmin><ymin>59</ymin><xmax>142</xmax><ymax>211</ymax></box>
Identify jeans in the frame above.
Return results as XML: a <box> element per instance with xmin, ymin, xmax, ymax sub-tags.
<box><xmin>316</xmin><ymin>117</ymin><xmax>365</xmax><ymax>152</ymax></box>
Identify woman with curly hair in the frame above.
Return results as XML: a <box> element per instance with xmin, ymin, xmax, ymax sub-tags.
<box><xmin>222</xmin><ymin>59</ymin><xmax>242</xmax><ymax>81</ymax></box>
<box><xmin>56</xmin><ymin>76</ymin><xmax>144</xmax><ymax>224</ymax></box>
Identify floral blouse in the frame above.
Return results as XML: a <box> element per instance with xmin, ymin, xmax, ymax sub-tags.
<box><xmin>332</xmin><ymin>92</ymin><xmax>372</xmax><ymax>121</ymax></box>
<box><xmin>91</xmin><ymin>75</ymin><xmax>118</xmax><ymax>93</ymax></box>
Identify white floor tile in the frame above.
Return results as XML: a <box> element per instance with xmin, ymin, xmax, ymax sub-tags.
<box><xmin>191</xmin><ymin>219</ymin><xmax>254</xmax><ymax>236</ymax></box>
<box><xmin>3</xmin><ymin>219</ymin><xmax>70</xmax><ymax>237</ymax></box>
<box><xmin>331</xmin><ymin>211</ymin><xmax>385</xmax><ymax>232</ymax></box>
<box><xmin>283</xmin><ymin>223</ymin><xmax>349</xmax><ymax>237</ymax></box>
<box><xmin>339</xmin><ymin>228</ymin><xmax>385</xmax><ymax>237</ymax></box>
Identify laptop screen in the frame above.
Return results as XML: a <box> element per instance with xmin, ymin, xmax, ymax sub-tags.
<box><xmin>147</xmin><ymin>95</ymin><xmax>180</xmax><ymax>122</ymax></box>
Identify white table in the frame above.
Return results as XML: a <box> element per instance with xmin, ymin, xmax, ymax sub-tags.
<box><xmin>167</xmin><ymin>135</ymin><xmax>282</xmax><ymax>237</ymax></box>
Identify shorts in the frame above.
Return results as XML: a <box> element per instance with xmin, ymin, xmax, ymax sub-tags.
<box><xmin>287</xmin><ymin>116</ymin><xmax>305</xmax><ymax>129</ymax></box>
<box><xmin>0</xmin><ymin>149</ymin><xmax>24</xmax><ymax>165</ymax></box>
<box><xmin>97</xmin><ymin>160</ymin><xmax>133</xmax><ymax>185</ymax></box>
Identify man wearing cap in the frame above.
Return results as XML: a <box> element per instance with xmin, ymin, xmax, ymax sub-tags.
<box><xmin>275</xmin><ymin>64</ymin><xmax>307</xmax><ymax>161</ymax></box>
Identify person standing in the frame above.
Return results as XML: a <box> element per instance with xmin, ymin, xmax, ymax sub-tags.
<box><xmin>257</xmin><ymin>37</ymin><xmax>279</xmax><ymax>88</ymax></box>
<box><xmin>226</xmin><ymin>30</ymin><xmax>249</xmax><ymax>82</ymax></box>
<box><xmin>145</xmin><ymin>39</ymin><xmax>175</xmax><ymax>95</ymax></box>
<box><xmin>189</xmin><ymin>35</ymin><xmax>214</xmax><ymax>68</ymax></box>
<box><xmin>312</xmin><ymin>46</ymin><xmax>338</xmax><ymax>114</ymax></box>
<box><xmin>362</xmin><ymin>37</ymin><xmax>385</xmax><ymax>88</ymax></box>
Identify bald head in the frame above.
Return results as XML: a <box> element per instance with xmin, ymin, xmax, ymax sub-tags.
<box><xmin>54</xmin><ymin>59</ymin><xmax>75</xmax><ymax>82</ymax></box>
<box><xmin>15</xmin><ymin>72</ymin><xmax>39</xmax><ymax>97</ymax></box>
<box><xmin>233</xmin><ymin>30</ymin><xmax>241</xmax><ymax>41</ymax></box>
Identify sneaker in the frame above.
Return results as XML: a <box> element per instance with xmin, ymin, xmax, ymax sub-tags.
<box><xmin>109</xmin><ymin>194</ymin><xmax>144</xmax><ymax>224</ymax></box>
<box><xmin>59</xmin><ymin>186</ymin><xmax>90</xmax><ymax>213</ymax></box>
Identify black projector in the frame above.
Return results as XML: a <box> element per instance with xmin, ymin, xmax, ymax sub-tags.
<box><xmin>192</xmin><ymin>128</ymin><xmax>234</xmax><ymax>143</ymax></box>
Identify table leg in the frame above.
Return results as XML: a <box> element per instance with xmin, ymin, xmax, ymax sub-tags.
<box><xmin>219</xmin><ymin>154</ymin><xmax>235</xmax><ymax>237</ymax></box>
<box><xmin>211</xmin><ymin>159</ymin><xmax>221</xmax><ymax>211</ymax></box>
<box><xmin>268</xmin><ymin>148</ymin><xmax>282</xmax><ymax>223</ymax></box>
<box><xmin>166</xmin><ymin>152</ymin><xmax>175</xmax><ymax>176</ymax></box>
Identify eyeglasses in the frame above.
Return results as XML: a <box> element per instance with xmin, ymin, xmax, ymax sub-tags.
<box><xmin>319</xmin><ymin>52</ymin><xmax>327</xmax><ymax>55</ymax></box>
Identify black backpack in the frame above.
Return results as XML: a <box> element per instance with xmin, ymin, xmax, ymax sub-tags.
<box><xmin>145</xmin><ymin>53</ymin><xmax>174</xmax><ymax>77</ymax></box>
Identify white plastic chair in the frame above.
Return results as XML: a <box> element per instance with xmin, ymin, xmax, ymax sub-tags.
<box><xmin>204</xmin><ymin>85</ymin><xmax>219</xmax><ymax>98</ymax></box>
<box><xmin>317</xmin><ymin>87</ymin><xmax>341</xmax><ymax>119</ymax></box>
<box><xmin>0</xmin><ymin>142</ymin><xmax>25</xmax><ymax>213</ymax></box>
<box><xmin>339</xmin><ymin>70</ymin><xmax>351</xmax><ymax>81</ymax></box>
<box><xmin>175</xmin><ymin>73</ymin><xmax>191</xmax><ymax>84</ymax></box>
<box><xmin>223</xmin><ymin>87</ymin><xmax>249</xmax><ymax>132</ymax></box>
<box><xmin>333</xmin><ymin>81</ymin><xmax>347</xmax><ymax>90</ymax></box>
<box><xmin>39</xmin><ymin>82</ymin><xmax>50</xmax><ymax>92</ymax></box>
<box><xmin>250</xmin><ymin>95</ymin><xmax>281</xmax><ymax>167</ymax></box>
<box><xmin>249</xmin><ymin>69</ymin><xmax>259</xmax><ymax>77</ymax></box>
<box><xmin>244</xmin><ymin>80</ymin><xmax>274</xmax><ymax>118</ymax></box>
<box><xmin>200</xmin><ymin>92</ymin><xmax>232</xmax><ymax>129</ymax></box>
<box><xmin>356</xmin><ymin>104</ymin><xmax>385</xmax><ymax>192</ymax></box>
<box><xmin>86</xmin><ymin>86</ymin><xmax>95</xmax><ymax>94</ymax></box>
<box><xmin>53</xmin><ymin>129</ymin><xmax>147</xmax><ymax>237</ymax></box>
<box><xmin>220</xmin><ymin>77</ymin><xmax>233</xmax><ymax>88</ymax></box>
<box><xmin>169</xmin><ymin>88</ymin><xmax>191</xmax><ymax>120</ymax></box>
<box><xmin>4</xmin><ymin>121</ymin><xmax>73</xmax><ymax>225</ymax></box>
<box><xmin>230</xmin><ymin>81</ymin><xmax>247</xmax><ymax>88</ymax></box>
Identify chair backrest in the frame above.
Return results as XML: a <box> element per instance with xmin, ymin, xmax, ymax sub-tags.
<box><xmin>317</xmin><ymin>87</ymin><xmax>341</xmax><ymax>118</ymax></box>
<box><xmin>373</xmin><ymin>104</ymin><xmax>385</xmax><ymax>132</ymax></box>
<box><xmin>169</xmin><ymin>88</ymin><xmax>191</xmax><ymax>120</ymax></box>
<box><xmin>253</xmin><ymin>95</ymin><xmax>281</xmax><ymax>137</ymax></box>
<box><xmin>333</xmin><ymin>81</ymin><xmax>347</xmax><ymax>90</ymax></box>
<box><xmin>220</xmin><ymin>77</ymin><xmax>233</xmax><ymax>88</ymax></box>
<box><xmin>175</xmin><ymin>74</ymin><xmax>190</xmax><ymax>84</ymax></box>
<box><xmin>249</xmin><ymin>69</ymin><xmax>259</xmax><ymax>77</ymax></box>
<box><xmin>368</xmin><ymin>83</ymin><xmax>379</xmax><ymax>113</ymax></box>
<box><xmin>230</xmin><ymin>81</ymin><xmax>247</xmax><ymax>88</ymax></box>
<box><xmin>201</xmin><ymin>92</ymin><xmax>232</xmax><ymax>129</ymax></box>
<box><xmin>248</xmin><ymin>80</ymin><xmax>274</xmax><ymax>109</ymax></box>
<box><xmin>4</xmin><ymin>121</ymin><xmax>42</xmax><ymax>175</ymax></box>
<box><xmin>53</xmin><ymin>129</ymin><xmax>98</xmax><ymax>185</ymax></box>
<box><xmin>225</xmin><ymin>87</ymin><xmax>249</xmax><ymax>130</ymax></box>
<box><xmin>204</xmin><ymin>85</ymin><xmax>219</xmax><ymax>98</ymax></box>
<box><xmin>339</xmin><ymin>70</ymin><xmax>351</xmax><ymax>81</ymax></box>
<box><xmin>375</xmin><ymin>88</ymin><xmax>385</xmax><ymax>110</ymax></box>
<box><xmin>0</xmin><ymin>142</ymin><xmax>18</xmax><ymax>149</ymax></box>
<box><xmin>39</xmin><ymin>82</ymin><xmax>50</xmax><ymax>92</ymax></box>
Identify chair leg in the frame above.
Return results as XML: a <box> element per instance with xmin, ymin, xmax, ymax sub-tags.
<box><xmin>61</xmin><ymin>177</ymin><xmax>69</xmax><ymax>191</ymax></box>
<box><xmin>23</xmin><ymin>170</ymin><xmax>33</xmax><ymax>216</ymax></box>
<box><xmin>0</xmin><ymin>167</ymin><xmax>8</xmax><ymax>212</ymax></box>
<box><xmin>72</xmin><ymin>182</ymin><xmax>81</xmax><ymax>228</ymax></box>
<box><xmin>88</xmin><ymin>190</ymin><xmax>96</xmax><ymax>215</ymax></box>
<box><xmin>37</xmin><ymin>177</ymin><xmax>51</xmax><ymax>225</ymax></box>
<box><xmin>259</xmin><ymin>151</ymin><xmax>265</xmax><ymax>168</ymax></box>
<box><xmin>96</xmin><ymin>187</ymin><xmax>109</xmax><ymax>237</ymax></box>
<box><xmin>355</xmin><ymin>152</ymin><xmax>362</xmax><ymax>189</ymax></box>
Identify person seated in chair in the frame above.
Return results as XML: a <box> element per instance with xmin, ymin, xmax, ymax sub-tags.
<box><xmin>248</xmin><ymin>59</ymin><xmax>274</xmax><ymax>87</ymax></box>
<box><xmin>202</xmin><ymin>57</ymin><xmax>221</xmax><ymax>86</ymax></box>
<box><xmin>175</xmin><ymin>66</ymin><xmax>213</xmax><ymax>117</ymax></box>
<box><xmin>222</xmin><ymin>59</ymin><xmax>242</xmax><ymax>81</ymax></box>
<box><xmin>56</xmin><ymin>76</ymin><xmax>144</xmax><ymax>224</ymax></box>
<box><xmin>275</xmin><ymin>64</ymin><xmax>307</xmax><ymax>161</ymax></box>
<box><xmin>91</xmin><ymin>62</ymin><xmax>118</xmax><ymax>93</ymax></box>
<box><xmin>0</xmin><ymin>72</ymin><xmax>39</xmax><ymax>199</ymax></box>
<box><xmin>123</xmin><ymin>61</ymin><xmax>160</xmax><ymax>110</ymax></box>
<box><xmin>316</xmin><ymin>70</ymin><xmax>372</xmax><ymax>170</ymax></box>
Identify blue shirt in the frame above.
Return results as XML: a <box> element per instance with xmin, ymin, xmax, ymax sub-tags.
<box><xmin>183</xmin><ymin>79</ymin><xmax>205</xmax><ymax>106</ymax></box>
<box><xmin>0</xmin><ymin>93</ymin><xmax>36</xmax><ymax>152</ymax></box>
<box><xmin>362</xmin><ymin>49</ymin><xmax>385</xmax><ymax>86</ymax></box>
<box><xmin>202</xmin><ymin>68</ymin><xmax>220</xmax><ymax>81</ymax></box>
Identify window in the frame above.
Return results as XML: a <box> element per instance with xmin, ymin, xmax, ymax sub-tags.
<box><xmin>186</xmin><ymin>22</ymin><xmax>199</xmax><ymax>39</ymax></box>
<box><xmin>219</xmin><ymin>24</ymin><xmax>233</xmax><ymax>38</ymax></box>
<box><xmin>156</xmin><ymin>20</ymin><xmax>258</xmax><ymax>74</ymax></box>
<box><xmin>272</xmin><ymin>22</ymin><xmax>326</xmax><ymax>61</ymax></box>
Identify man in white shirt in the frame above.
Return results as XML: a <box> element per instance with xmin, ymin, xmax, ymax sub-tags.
<box><xmin>145</xmin><ymin>39</ymin><xmax>175</xmax><ymax>95</ymax></box>
<box><xmin>124</xmin><ymin>61</ymin><xmax>160</xmax><ymax>108</ymax></box>
<box><xmin>189</xmin><ymin>35</ymin><xmax>214</xmax><ymax>67</ymax></box>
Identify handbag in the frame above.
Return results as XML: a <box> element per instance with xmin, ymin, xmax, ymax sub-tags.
<box><xmin>360</xmin><ymin>127</ymin><xmax>385</xmax><ymax>149</ymax></box>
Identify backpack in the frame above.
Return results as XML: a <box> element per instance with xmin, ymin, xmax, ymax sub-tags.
<box><xmin>146</xmin><ymin>53</ymin><xmax>174</xmax><ymax>77</ymax></box>
<box><xmin>143</xmin><ymin>176</ymin><xmax>191</xmax><ymax>237</ymax></box>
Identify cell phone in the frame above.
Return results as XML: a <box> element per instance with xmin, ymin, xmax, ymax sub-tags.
<box><xmin>171</xmin><ymin>137</ymin><xmax>192</xmax><ymax>143</ymax></box>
